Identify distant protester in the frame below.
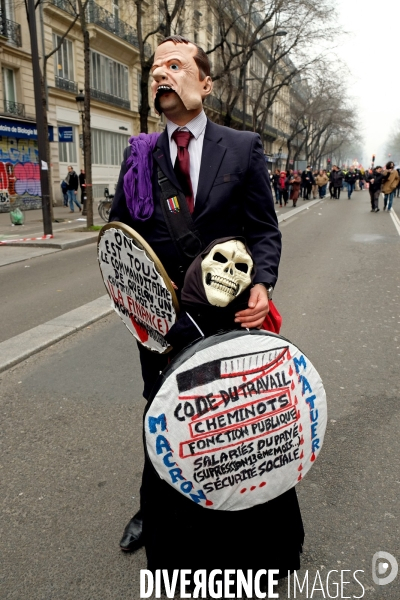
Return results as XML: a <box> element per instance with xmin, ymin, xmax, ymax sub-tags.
<box><xmin>289</xmin><ymin>171</ymin><xmax>302</xmax><ymax>207</ymax></box>
<box><xmin>277</xmin><ymin>170</ymin><xmax>289</xmax><ymax>206</ymax></box>
<box><xmin>367</xmin><ymin>166</ymin><xmax>384</xmax><ymax>212</ymax></box>
<box><xmin>312</xmin><ymin>170</ymin><xmax>319</xmax><ymax>199</ymax></box>
<box><xmin>382</xmin><ymin>161</ymin><xmax>399</xmax><ymax>211</ymax></box>
<box><xmin>329</xmin><ymin>165</ymin><xmax>344</xmax><ymax>199</ymax></box>
<box><xmin>301</xmin><ymin>165</ymin><xmax>315</xmax><ymax>200</ymax></box>
<box><xmin>315</xmin><ymin>169</ymin><xmax>329</xmax><ymax>199</ymax></box>
<box><xmin>272</xmin><ymin>168</ymin><xmax>280</xmax><ymax>205</ymax></box>
<box><xmin>396</xmin><ymin>167</ymin><xmax>400</xmax><ymax>198</ymax></box>
<box><xmin>345</xmin><ymin>167</ymin><xmax>357</xmax><ymax>199</ymax></box>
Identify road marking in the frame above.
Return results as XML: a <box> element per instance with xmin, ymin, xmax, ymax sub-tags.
<box><xmin>390</xmin><ymin>209</ymin><xmax>400</xmax><ymax>236</ymax></box>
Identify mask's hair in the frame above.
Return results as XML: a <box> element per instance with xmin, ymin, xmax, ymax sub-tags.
<box><xmin>158</xmin><ymin>35</ymin><xmax>211</xmax><ymax>80</ymax></box>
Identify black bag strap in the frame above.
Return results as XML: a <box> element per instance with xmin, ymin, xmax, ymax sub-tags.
<box><xmin>157</xmin><ymin>166</ymin><xmax>204</xmax><ymax>270</ymax></box>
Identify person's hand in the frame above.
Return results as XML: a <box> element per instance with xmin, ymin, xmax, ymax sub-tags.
<box><xmin>74</xmin><ymin>190</ymin><xmax>77</xmax><ymax>195</ymax></box>
<box><xmin>235</xmin><ymin>284</ymin><xmax>269</xmax><ymax>329</ymax></box>
<box><xmin>171</xmin><ymin>281</ymin><xmax>178</xmax><ymax>290</ymax></box>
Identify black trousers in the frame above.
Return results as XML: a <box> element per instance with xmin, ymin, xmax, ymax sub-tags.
<box><xmin>137</xmin><ymin>343</ymin><xmax>169</xmax><ymax>400</ymax></box>
<box><xmin>303</xmin><ymin>182</ymin><xmax>312</xmax><ymax>199</ymax></box>
<box><xmin>333</xmin><ymin>186</ymin><xmax>341</xmax><ymax>199</ymax></box>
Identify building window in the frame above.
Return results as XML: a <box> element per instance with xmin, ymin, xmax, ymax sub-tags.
<box><xmin>90</xmin><ymin>50</ymin><xmax>129</xmax><ymax>100</ymax></box>
<box><xmin>58</xmin><ymin>124</ymin><xmax>77</xmax><ymax>164</ymax></box>
<box><xmin>3</xmin><ymin>67</ymin><xmax>16</xmax><ymax>102</ymax></box>
<box><xmin>91</xmin><ymin>129</ymin><xmax>129</xmax><ymax>165</ymax></box>
<box><xmin>53</xmin><ymin>34</ymin><xmax>74</xmax><ymax>81</ymax></box>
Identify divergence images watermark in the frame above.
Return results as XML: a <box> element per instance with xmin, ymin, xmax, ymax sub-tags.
<box><xmin>139</xmin><ymin>553</ymin><xmax>399</xmax><ymax>598</ymax></box>
<box><xmin>372</xmin><ymin>552</ymin><xmax>398</xmax><ymax>586</ymax></box>
<box><xmin>140</xmin><ymin>568</ymin><xmax>368</xmax><ymax>598</ymax></box>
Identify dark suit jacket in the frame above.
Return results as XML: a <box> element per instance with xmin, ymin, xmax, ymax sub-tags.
<box><xmin>109</xmin><ymin>119</ymin><xmax>281</xmax><ymax>288</ymax></box>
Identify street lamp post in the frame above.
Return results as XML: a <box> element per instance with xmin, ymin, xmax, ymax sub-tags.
<box><xmin>76</xmin><ymin>89</ymin><xmax>93</xmax><ymax>226</ymax></box>
<box><xmin>277</xmin><ymin>146</ymin><xmax>283</xmax><ymax>170</ymax></box>
<box><xmin>235</xmin><ymin>30</ymin><xmax>287</xmax><ymax>131</ymax></box>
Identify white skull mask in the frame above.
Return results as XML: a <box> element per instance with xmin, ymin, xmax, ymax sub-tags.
<box><xmin>201</xmin><ymin>240</ymin><xmax>253</xmax><ymax>307</ymax></box>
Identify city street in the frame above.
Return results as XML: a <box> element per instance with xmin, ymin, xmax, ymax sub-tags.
<box><xmin>1</xmin><ymin>193</ymin><xmax>400</xmax><ymax>599</ymax></box>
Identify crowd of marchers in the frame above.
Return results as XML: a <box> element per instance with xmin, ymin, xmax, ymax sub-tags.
<box><xmin>269</xmin><ymin>162</ymin><xmax>400</xmax><ymax>212</ymax></box>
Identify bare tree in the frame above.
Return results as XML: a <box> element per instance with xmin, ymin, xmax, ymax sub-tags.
<box><xmin>135</xmin><ymin>0</ymin><xmax>185</xmax><ymax>133</ymax></box>
<box><xmin>284</xmin><ymin>66</ymin><xmax>360</xmax><ymax>170</ymax></box>
<box><xmin>385</xmin><ymin>120</ymin><xmax>400</xmax><ymax>164</ymax></box>
<box><xmin>206</xmin><ymin>0</ymin><xmax>341</xmax><ymax>134</ymax></box>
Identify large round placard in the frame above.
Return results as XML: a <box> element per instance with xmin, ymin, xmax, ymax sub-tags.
<box><xmin>98</xmin><ymin>222</ymin><xmax>179</xmax><ymax>353</ymax></box>
<box><xmin>145</xmin><ymin>330</ymin><xmax>327</xmax><ymax>510</ymax></box>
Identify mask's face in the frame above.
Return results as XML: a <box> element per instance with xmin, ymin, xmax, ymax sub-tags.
<box><xmin>151</xmin><ymin>41</ymin><xmax>212</xmax><ymax>115</ymax></box>
<box><xmin>201</xmin><ymin>240</ymin><xmax>253</xmax><ymax>307</ymax></box>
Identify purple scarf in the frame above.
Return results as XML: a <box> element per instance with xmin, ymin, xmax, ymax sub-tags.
<box><xmin>123</xmin><ymin>132</ymin><xmax>161</xmax><ymax>221</ymax></box>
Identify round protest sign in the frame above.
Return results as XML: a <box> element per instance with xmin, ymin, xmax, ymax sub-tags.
<box><xmin>145</xmin><ymin>330</ymin><xmax>327</xmax><ymax>510</ymax></box>
<box><xmin>98</xmin><ymin>222</ymin><xmax>179</xmax><ymax>353</ymax></box>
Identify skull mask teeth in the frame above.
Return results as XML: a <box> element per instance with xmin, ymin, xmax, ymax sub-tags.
<box><xmin>201</xmin><ymin>240</ymin><xmax>253</xmax><ymax>307</ymax></box>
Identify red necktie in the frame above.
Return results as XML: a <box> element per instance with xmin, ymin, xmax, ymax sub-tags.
<box><xmin>172</xmin><ymin>129</ymin><xmax>194</xmax><ymax>213</ymax></box>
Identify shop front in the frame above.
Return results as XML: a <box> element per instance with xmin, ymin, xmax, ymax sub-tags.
<box><xmin>0</xmin><ymin>117</ymin><xmax>54</xmax><ymax>213</ymax></box>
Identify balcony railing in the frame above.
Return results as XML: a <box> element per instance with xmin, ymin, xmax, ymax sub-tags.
<box><xmin>51</xmin><ymin>0</ymin><xmax>76</xmax><ymax>15</ymax></box>
<box><xmin>49</xmin><ymin>0</ymin><xmax>151</xmax><ymax>56</ymax></box>
<box><xmin>86</xmin><ymin>1</ymin><xmax>151</xmax><ymax>55</ymax></box>
<box><xmin>55</xmin><ymin>76</ymin><xmax>78</xmax><ymax>93</ymax></box>
<box><xmin>1</xmin><ymin>18</ymin><xmax>22</xmax><ymax>47</ymax></box>
<box><xmin>4</xmin><ymin>100</ymin><xmax>25</xmax><ymax>117</ymax></box>
<box><xmin>90</xmin><ymin>87</ymin><xmax>130</xmax><ymax>109</ymax></box>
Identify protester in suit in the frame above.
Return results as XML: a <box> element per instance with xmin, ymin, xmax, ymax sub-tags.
<box><xmin>109</xmin><ymin>37</ymin><xmax>299</xmax><ymax>568</ymax></box>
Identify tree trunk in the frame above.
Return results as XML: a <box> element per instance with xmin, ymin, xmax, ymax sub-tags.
<box><xmin>83</xmin><ymin>28</ymin><xmax>93</xmax><ymax>227</ymax></box>
<box><xmin>139</xmin><ymin>65</ymin><xmax>150</xmax><ymax>134</ymax></box>
<box><xmin>77</xmin><ymin>0</ymin><xmax>93</xmax><ymax>227</ymax></box>
<box><xmin>40</xmin><ymin>68</ymin><xmax>54</xmax><ymax>219</ymax></box>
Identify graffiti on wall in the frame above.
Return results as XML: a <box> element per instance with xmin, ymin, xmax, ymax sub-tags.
<box><xmin>0</xmin><ymin>137</ymin><xmax>41</xmax><ymax>212</ymax></box>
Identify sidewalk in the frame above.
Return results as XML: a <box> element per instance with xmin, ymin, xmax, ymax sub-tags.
<box><xmin>0</xmin><ymin>204</ymin><xmax>105</xmax><ymax>264</ymax></box>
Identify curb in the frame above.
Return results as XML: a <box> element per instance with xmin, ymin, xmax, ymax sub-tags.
<box><xmin>1</xmin><ymin>234</ymin><xmax>99</xmax><ymax>250</ymax></box>
<box><xmin>277</xmin><ymin>198</ymin><xmax>321</xmax><ymax>223</ymax></box>
<box><xmin>0</xmin><ymin>295</ymin><xmax>113</xmax><ymax>374</ymax></box>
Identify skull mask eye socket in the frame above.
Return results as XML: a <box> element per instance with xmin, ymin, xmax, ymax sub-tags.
<box><xmin>213</xmin><ymin>252</ymin><xmax>228</xmax><ymax>263</ymax></box>
<box><xmin>235</xmin><ymin>263</ymin><xmax>248</xmax><ymax>273</ymax></box>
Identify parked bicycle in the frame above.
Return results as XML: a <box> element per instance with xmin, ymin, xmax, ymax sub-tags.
<box><xmin>98</xmin><ymin>187</ymin><xmax>114</xmax><ymax>222</ymax></box>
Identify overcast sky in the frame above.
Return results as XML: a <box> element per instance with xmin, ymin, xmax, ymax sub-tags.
<box><xmin>335</xmin><ymin>0</ymin><xmax>400</xmax><ymax>165</ymax></box>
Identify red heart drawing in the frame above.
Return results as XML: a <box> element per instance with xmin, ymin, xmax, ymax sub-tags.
<box><xmin>129</xmin><ymin>314</ymin><xmax>149</xmax><ymax>343</ymax></box>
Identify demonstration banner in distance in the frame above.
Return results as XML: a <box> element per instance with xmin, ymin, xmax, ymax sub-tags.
<box><xmin>145</xmin><ymin>330</ymin><xmax>327</xmax><ymax>510</ymax></box>
<box><xmin>98</xmin><ymin>222</ymin><xmax>179</xmax><ymax>353</ymax></box>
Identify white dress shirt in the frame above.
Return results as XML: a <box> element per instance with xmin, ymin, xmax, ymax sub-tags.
<box><xmin>166</xmin><ymin>110</ymin><xmax>207</xmax><ymax>203</ymax></box>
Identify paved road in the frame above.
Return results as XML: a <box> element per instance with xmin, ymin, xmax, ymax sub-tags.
<box><xmin>0</xmin><ymin>244</ymin><xmax>105</xmax><ymax>343</ymax></box>
<box><xmin>1</xmin><ymin>193</ymin><xmax>400</xmax><ymax>599</ymax></box>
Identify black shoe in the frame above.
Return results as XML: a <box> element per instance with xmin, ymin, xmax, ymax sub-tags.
<box><xmin>375</xmin><ymin>208</ymin><xmax>380</xmax><ymax>212</ymax></box>
<box><xmin>119</xmin><ymin>513</ymin><xmax>144</xmax><ymax>552</ymax></box>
